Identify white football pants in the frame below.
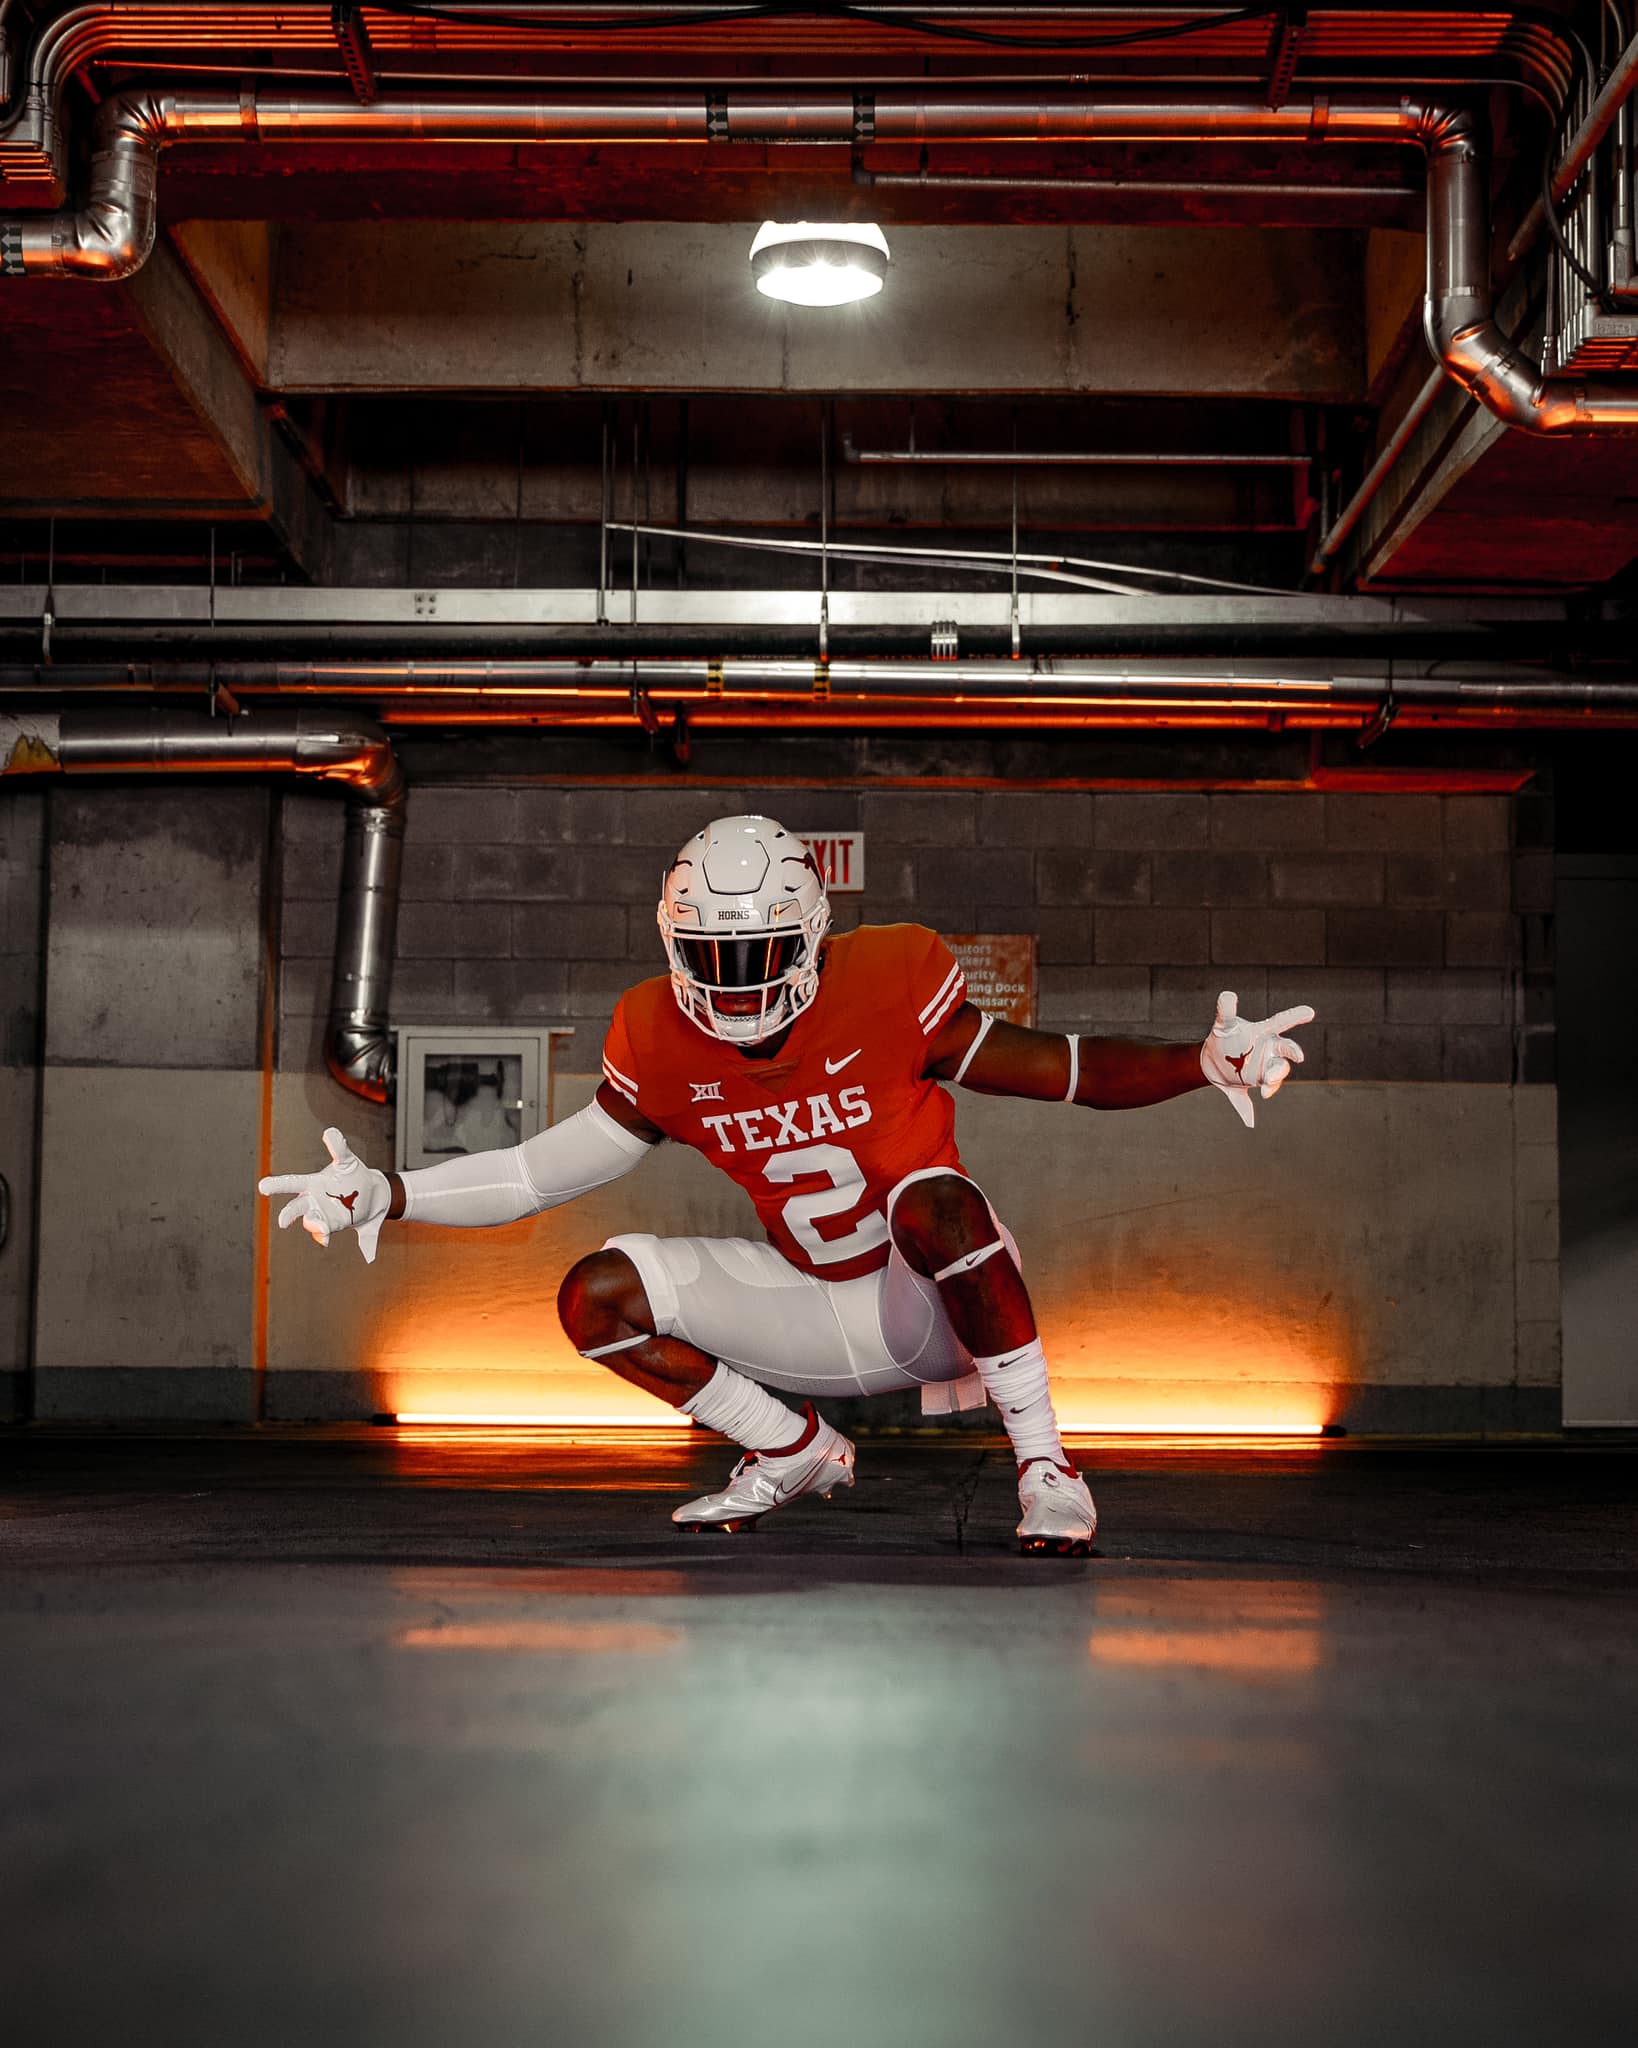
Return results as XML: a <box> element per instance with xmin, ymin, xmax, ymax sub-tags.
<box><xmin>603</xmin><ymin>1168</ymin><xmax>1019</xmax><ymax>1401</ymax></box>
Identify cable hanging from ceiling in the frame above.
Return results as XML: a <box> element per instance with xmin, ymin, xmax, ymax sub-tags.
<box><xmin>602</xmin><ymin>522</ymin><xmax>1295</xmax><ymax>597</ymax></box>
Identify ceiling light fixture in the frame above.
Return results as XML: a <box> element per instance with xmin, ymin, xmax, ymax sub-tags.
<box><xmin>749</xmin><ymin>221</ymin><xmax>890</xmax><ymax>306</ymax></box>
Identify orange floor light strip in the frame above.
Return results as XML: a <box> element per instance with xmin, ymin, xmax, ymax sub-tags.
<box><xmin>390</xmin><ymin>1415</ymin><xmax>1324</xmax><ymax>1438</ymax></box>
<box><xmin>393</xmin><ymin>1411</ymin><xmax>694</xmax><ymax>1427</ymax></box>
<box><xmin>1061</xmin><ymin>1422</ymin><xmax>1328</xmax><ymax>1439</ymax></box>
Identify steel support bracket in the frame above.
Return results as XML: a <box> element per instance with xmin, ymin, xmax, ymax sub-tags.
<box><xmin>331</xmin><ymin>4</ymin><xmax>379</xmax><ymax>106</ymax></box>
<box><xmin>1357</xmin><ymin>674</ymin><xmax>1398</xmax><ymax>750</ymax></box>
<box><xmin>1265</xmin><ymin>7</ymin><xmax>1309</xmax><ymax>111</ymax></box>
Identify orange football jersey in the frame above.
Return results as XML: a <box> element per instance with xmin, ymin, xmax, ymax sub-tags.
<box><xmin>601</xmin><ymin>923</ymin><xmax>970</xmax><ymax>1281</ymax></box>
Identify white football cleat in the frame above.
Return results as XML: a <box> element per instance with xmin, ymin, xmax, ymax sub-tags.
<box><xmin>1016</xmin><ymin>1460</ymin><xmax>1098</xmax><ymax>1557</ymax></box>
<box><xmin>672</xmin><ymin>1406</ymin><xmax>856</xmax><ymax>1533</ymax></box>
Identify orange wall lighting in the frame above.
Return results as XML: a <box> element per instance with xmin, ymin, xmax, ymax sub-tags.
<box><xmin>393</xmin><ymin>1410</ymin><xmax>692</xmax><ymax>1427</ymax></box>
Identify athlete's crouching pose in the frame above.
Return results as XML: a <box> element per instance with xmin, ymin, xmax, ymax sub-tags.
<box><xmin>260</xmin><ymin>815</ymin><xmax>1313</xmax><ymax>1555</ymax></box>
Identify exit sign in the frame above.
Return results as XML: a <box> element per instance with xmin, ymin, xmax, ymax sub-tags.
<box><xmin>800</xmin><ymin>832</ymin><xmax>865</xmax><ymax>892</ymax></box>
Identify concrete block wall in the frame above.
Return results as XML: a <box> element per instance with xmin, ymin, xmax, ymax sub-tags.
<box><xmin>282</xmin><ymin>784</ymin><xmax>1540</xmax><ymax>1087</ymax></box>
<box><xmin>265</xmin><ymin>777</ymin><xmax>1561</xmax><ymax>1434</ymax></box>
<box><xmin>0</xmin><ymin>773</ymin><xmax>1562</xmax><ymax>1431</ymax></box>
<box><xmin>30</xmin><ymin>788</ymin><xmax>271</xmax><ymax>1421</ymax></box>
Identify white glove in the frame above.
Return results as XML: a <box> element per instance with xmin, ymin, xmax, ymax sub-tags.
<box><xmin>1200</xmin><ymin>991</ymin><xmax>1314</xmax><ymax>1129</ymax></box>
<box><xmin>258</xmin><ymin>1127</ymin><xmax>392</xmax><ymax>1263</ymax></box>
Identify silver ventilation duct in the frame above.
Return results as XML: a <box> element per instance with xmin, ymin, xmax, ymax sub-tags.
<box><xmin>2</xmin><ymin>87</ymin><xmax>1636</xmax><ymax>434</ymax></box>
<box><xmin>0</xmin><ymin>708</ymin><xmax>404</xmax><ymax>1102</ymax></box>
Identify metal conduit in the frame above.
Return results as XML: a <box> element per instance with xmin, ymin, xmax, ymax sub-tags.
<box><xmin>3</xmin><ymin>86</ymin><xmax>1638</xmax><ymax>434</ymax></box>
<box><xmin>838</xmin><ymin>434</ymin><xmax>1311</xmax><ymax>467</ymax></box>
<box><xmin>0</xmin><ymin>707</ymin><xmax>405</xmax><ymax>1102</ymax></box>
<box><xmin>1506</xmin><ymin>29</ymin><xmax>1638</xmax><ymax>264</ymax></box>
<box><xmin>9</xmin><ymin>660</ymin><xmax>1638</xmax><ymax>723</ymax></box>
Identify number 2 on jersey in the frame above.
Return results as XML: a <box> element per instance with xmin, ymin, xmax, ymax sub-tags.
<box><xmin>761</xmin><ymin>1143</ymin><xmax>889</xmax><ymax>1266</ymax></box>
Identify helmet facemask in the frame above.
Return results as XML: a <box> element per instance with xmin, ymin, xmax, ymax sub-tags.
<box><xmin>658</xmin><ymin>818</ymin><xmax>832</xmax><ymax>1046</ymax></box>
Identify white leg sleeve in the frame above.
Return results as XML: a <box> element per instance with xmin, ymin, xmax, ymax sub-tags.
<box><xmin>400</xmin><ymin>1099</ymin><xmax>653</xmax><ymax>1227</ymax></box>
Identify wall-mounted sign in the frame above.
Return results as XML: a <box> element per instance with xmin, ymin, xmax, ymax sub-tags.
<box><xmin>800</xmin><ymin>831</ymin><xmax>865</xmax><ymax>892</ymax></box>
<box><xmin>947</xmin><ymin>934</ymin><xmax>1038</xmax><ymax>1028</ymax></box>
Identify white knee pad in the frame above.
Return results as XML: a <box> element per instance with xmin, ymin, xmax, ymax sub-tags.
<box><xmin>600</xmin><ymin>1232</ymin><xmax>684</xmax><ymax>1338</ymax></box>
<box><xmin>886</xmin><ymin>1168</ymin><xmax>1017</xmax><ymax>1284</ymax></box>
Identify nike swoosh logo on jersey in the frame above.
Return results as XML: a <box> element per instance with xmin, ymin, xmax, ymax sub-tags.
<box><xmin>825</xmin><ymin>1049</ymin><xmax>862</xmax><ymax>1074</ymax></box>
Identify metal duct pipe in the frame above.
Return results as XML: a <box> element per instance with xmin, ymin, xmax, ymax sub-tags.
<box><xmin>855</xmin><ymin>165</ymin><xmax>1421</xmax><ymax>202</ymax></box>
<box><xmin>1416</xmin><ymin>109</ymin><xmax>1638</xmax><ymax>431</ymax></box>
<box><xmin>838</xmin><ymin>432</ymin><xmax>1310</xmax><ymax>468</ymax></box>
<box><xmin>4</xmin><ymin>85</ymin><xmax>1637</xmax><ymax>434</ymax></box>
<box><xmin>0</xmin><ymin>707</ymin><xmax>404</xmax><ymax>1102</ymax></box>
<box><xmin>9</xmin><ymin>658</ymin><xmax>1638</xmax><ymax>725</ymax></box>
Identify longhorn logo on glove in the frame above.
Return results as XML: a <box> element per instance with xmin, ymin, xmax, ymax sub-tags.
<box><xmin>1201</xmin><ymin>991</ymin><xmax>1314</xmax><ymax>1129</ymax></box>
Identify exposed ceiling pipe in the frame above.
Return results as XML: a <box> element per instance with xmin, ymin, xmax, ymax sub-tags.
<box><xmin>1306</xmin><ymin>360</ymin><xmax>1447</xmax><ymax>579</ymax></box>
<box><xmin>8</xmin><ymin>659</ymin><xmax>1638</xmax><ymax>729</ymax></box>
<box><xmin>600</xmin><ymin>521</ymin><xmax>1295</xmax><ymax>596</ymax></box>
<box><xmin>1506</xmin><ymin>29</ymin><xmax>1638</xmax><ymax>265</ymax></box>
<box><xmin>855</xmin><ymin>167</ymin><xmax>1421</xmax><ymax>202</ymax></box>
<box><xmin>3</xmin><ymin>86</ymin><xmax>1636</xmax><ymax>435</ymax></box>
<box><xmin>0</xmin><ymin>707</ymin><xmax>404</xmax><ymax>1102</ymax></box>
<box><xmin>2</xmin><ymin>4</ymin><xmax>1577</xmax><ymax>113</ymax></box>
<box><xmin>838</xmin><ymin>432</ymin><xmax>1310</xmax><ymax>468</ymax></box>
<box><xmin>1308</xmin><ymin>30</ymin><xmax>1628</xmax><ymax>584</ymax></box>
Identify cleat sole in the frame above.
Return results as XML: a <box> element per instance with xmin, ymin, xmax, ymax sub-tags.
<box><xmin>1019</xmin><ymin>1535</ymin><xmax>1094</xmax><ymax>1557</ymax></box>
<box><xmin>679</xmin><ymin>1515</ymin><xmax>763</xmax><ymax>1534</ymax></box>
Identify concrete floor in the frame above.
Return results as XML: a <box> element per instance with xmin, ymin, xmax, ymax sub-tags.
<box><xmin>3</xmin><ymin>1431</ymin><xmax>1637</xmax><ymax>2048</ymax></box>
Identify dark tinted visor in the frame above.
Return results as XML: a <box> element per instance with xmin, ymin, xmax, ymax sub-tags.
<box><xmin>676</xmin><ymin>933</ymin><xmax>803</xmax><ymax>989</ymax></box>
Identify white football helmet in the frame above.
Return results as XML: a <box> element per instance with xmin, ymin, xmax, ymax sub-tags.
<box><xmin>658</xmin><ymin>815</ymin><xmax>831</xmax><ymax>1045</ymax></box>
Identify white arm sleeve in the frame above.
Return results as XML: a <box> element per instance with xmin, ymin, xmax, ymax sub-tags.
<box><xmin>399</xmin><ymin>1098</ymin><xmax>654</xmax><ymax>1227</ymax></box>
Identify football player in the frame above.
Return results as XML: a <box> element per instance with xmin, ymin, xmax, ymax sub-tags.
<box><xmin>260</xmin><ymin>814</ymin><xmax>1312</xmax><ymax>1555</ymax></box>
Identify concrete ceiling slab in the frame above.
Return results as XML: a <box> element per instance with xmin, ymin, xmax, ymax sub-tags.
<box><xmin>264</xmin><ymin>220</ymin><xmax>1363</xmax><ymax>399</ymax></box>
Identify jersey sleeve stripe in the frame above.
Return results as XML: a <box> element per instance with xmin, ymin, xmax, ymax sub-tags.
<box><xmin>601</xmin><ymin>1058</ymin><xmax>639</xmax><ymax>1105</ymax></box>
<box><xmin>920</xmin><ymin>970</ymin><xmax>968</xmax><ymax>1036</ymax></box>
<box><xmin>917</xmin><ymin>961</ymin><xmax>964</xmax><ymax>1027</ymax></box>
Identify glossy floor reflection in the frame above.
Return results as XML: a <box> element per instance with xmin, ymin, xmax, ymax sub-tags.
<box><xmin>3</xmin><ymin>1431</ymin><xmax>1636</xmax><ymax>2047</ymax></box>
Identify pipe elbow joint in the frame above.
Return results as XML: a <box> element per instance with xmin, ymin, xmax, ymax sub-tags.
<box><xmin>294</xmin><ymin>714</ymin><xmax>405</xmax><ymax>806</ymax></box>
<box><xmin>98</xmin><ymin>89</ymin><xmax>173</xmax><ymax>152</ymax></box>
<box><xmin>0</xmin><ymin>90</ymin><xmax>165</xmax><ymax>280</ymax></box>
<box><xmin>1428</xmin><ymin>311</ymin><xmax>1573</xmax><ymax>433</ymax></box>
<box><xmin>325</xmin><ymin>1024</ymin><xmax>394</xmax><ymax>1105</ymax></box>
<box><xmin>70</xmin><ymin>207</ymin><xmax>157</xmax><ymax>280</ymax></box>
<box><xmin>1415</xmin><ymin>100</ymin><xmax>1478</xmax><ymax>161</ymax></box>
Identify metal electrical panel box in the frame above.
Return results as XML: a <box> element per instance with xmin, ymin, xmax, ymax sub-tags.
<box><xmin>392</xmin><ymin>1026</ymin><xmax>574</xmax><ymax>1174</ymax></box>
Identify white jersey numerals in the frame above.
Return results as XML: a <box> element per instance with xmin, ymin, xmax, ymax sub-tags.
<box><xmin>761</xmin><ymin>1143</ymin><xmax>890</xmax><ymax>1267</ymax></box>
